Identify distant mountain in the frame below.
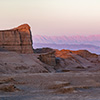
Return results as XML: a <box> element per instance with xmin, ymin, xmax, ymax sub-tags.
<box><xmin>33</xmin><ymin>43</ymin><xmax>100</xmax><ymax>54</ymax></box>
<box><xmin>33</xmin><ymin>35</ymin><xmax>100</xmax><ymax>54</ymax></box>
<box><xmin>33</xmin><ymin>35</ymin><xmax>100</xmax><ymax>46</ymax></box>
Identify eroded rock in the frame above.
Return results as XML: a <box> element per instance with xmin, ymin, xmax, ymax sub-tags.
<box><xmin>0</xmin><ymin>85</ymin><xmax>19</xmax><ymax>92</ymax></box>
<box><xmin>0</xmin><ymin>24</ymin><xmax>33</xmax><ymax>53</ymax></box>
<box><xmin>39</xmin><ymin>51</ymin><xmax>56</xmax><ymax>66</ymax></box>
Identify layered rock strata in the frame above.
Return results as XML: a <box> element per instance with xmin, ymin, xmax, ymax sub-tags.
<box><xmin>0</xmin><ymin>24</ymin><xmax>33</xmax><ymax>53</ymax></box>
<box><xmin>39</xmin><ymin>51</ymin><xmax>56</xmax><ymax>66</ymax></box>
<box><xmin>37</xmin><ymin>48</ymin><xmax>100</xmax><ymax>72</ymax></box>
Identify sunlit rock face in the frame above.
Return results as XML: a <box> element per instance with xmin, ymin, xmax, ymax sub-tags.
<box><xmin>0</xmin><ymin>24</ymin><xmax>33</xmax><ymax>53</ymax></box>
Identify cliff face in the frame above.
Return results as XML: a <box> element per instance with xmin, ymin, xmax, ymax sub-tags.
<box><xmin>0</xmin><ymin>24</ymin><xmax>33</xmax><ymax>53</ymax></box>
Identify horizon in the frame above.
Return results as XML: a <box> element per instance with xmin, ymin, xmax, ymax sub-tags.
<box><xmin>0</xmin><ymin>0</ymin><xmax>100</xmax><ymax>36</ymax></box>
<box><xmin>33</xmin><ymin>34</ymin><xmax>100</xmax><ymax>37</ymax></box>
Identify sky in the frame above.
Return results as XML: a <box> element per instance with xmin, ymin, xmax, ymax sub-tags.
<box><xmin>0</xmin><ymin>0</ymin><xmax>100</xmax><ymax>36</ymax></box>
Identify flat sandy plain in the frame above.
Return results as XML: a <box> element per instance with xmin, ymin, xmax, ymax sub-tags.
<box><xmin>1</xmin><ymin>71</ymin><xmax>100</xmax><ymax>100</ymax></box>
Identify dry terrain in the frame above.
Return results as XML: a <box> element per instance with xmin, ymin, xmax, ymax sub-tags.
<box><xmin>1</xmin><ymin>71</ymin><xmax>100</xmax><ymax>100</ymax></box>
<box><xmin>0</xmin><ymin>49</ymin><xmax>100</xmax><ymax>100</ymax></box>
<box><xmin>1</xmin><ymin>24</ymin><xmax>100</xmax><ymax>100</ymax></box>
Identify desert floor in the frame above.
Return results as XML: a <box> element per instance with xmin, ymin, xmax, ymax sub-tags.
<box><xmin>1</xmin><ymin>71</ymin><xmax>100</xmax><ymax>100</ymax></box>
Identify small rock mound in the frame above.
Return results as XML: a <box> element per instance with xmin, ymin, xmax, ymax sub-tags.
<box><xmin>0</xmin><ymin>85</ymin><xmax>19</xmax><ymax>92</ymax></box>
<box><xmin>0</xmin><ymin>78</ymin><xmax>15</xmax><ymax>84</ymax></box>
<box><xmin>39</xmin><ymin>51</ymin><xmax>56</xmax><ymax>66</ymax></box>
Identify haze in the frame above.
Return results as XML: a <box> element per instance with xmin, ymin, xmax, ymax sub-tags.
<box><xmin>0</xmin><ymin>0</ymin><xmax>100</xmax><ymax>36</ymax></box>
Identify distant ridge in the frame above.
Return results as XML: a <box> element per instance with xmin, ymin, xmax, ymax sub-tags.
<box><xmin>33</xmin><ymin>35</ymin><xmax>100</xmax><ymax>47</ymax></box>
<box><xmin>33</xmin><ymin>35</ymin><xmax>100</xmax><ymax>54</ymax></box>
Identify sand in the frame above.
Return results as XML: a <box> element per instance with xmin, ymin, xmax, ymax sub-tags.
<box><xmin>1</xmin><ymin>71</ymin><xmax>100</xmax><ymax>100</ymax></box>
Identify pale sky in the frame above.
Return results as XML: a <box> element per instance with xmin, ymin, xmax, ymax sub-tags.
<box><xmin>0</xmin><ymin>0</ymin><xmax>100</xmax><ymax>36</ymax></box>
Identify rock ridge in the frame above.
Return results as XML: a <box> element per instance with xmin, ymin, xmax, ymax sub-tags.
<box><xmin>0</xmin><ymin>24</ymin><xmax>33</xmax><ymax>53</ymax></box>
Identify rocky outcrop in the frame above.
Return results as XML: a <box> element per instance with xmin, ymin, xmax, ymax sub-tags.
<box><xmin>0</xmin><ymin>24</ymin><xmax>33</xmax><ymax>53</ymax></box>
<box><xmin>54</xmin><ymin>49</ymin><xmax>100</xmax><ymax>71</ymax></box>
<box><xmin>37</xmin><ymin>48</ymin><xmax>100</xmax><ymax>72</ymax></box>
<box><xmin>39</xmin><ymin>51</ymin><xmax>56</xmax><ymax>66</ymax></box>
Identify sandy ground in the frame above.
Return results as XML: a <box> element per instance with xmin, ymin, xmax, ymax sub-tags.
<box><xmin>1</xmin><ymin>71</ymin><xmax>100</xmax><ymax>100</ymax></box>
<box><xmin>0</xmin><ymin>51</ymin><xmax>55</xmax><ymax>74</ymax></box>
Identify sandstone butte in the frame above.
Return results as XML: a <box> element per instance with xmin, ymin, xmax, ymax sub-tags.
<box><xmin>0</xmin><ymin>24</ymin><xmax>33</xmax><ymax>53</ymax></box>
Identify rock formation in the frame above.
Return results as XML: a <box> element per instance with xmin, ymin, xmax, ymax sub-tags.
<box><xmin>39</xmin><ymin>51</ymin><xmax>56</xmax><ymax>66</ymax></box>
<box><xmin>55</xmin><ymin>49</ymin><xmax>98</xmax><ymax>59</ymax></box>
<box><xmin>54</xmin><ymin>49</ymin><xmax>100</xmax><ymax>71</ymax></box>
<box><xmin>37</xmin><ymin>48</ymin><xmax>100</xmax><ymax>72</ymax></box>
<box><xmin>0</xmin><ymin>24</ymin><xmax>33</xmax><ymax>53</ymax></box>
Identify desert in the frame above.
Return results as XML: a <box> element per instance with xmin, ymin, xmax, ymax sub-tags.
<box><xmin>0</xmin><ymin>24</ymin><xmax>100</xmax><ymax>100</ymax></box>
<box><xmin>1</xmin><ymin>71</ymin><xmax>100</xmax><ymax>100</ymax></box>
